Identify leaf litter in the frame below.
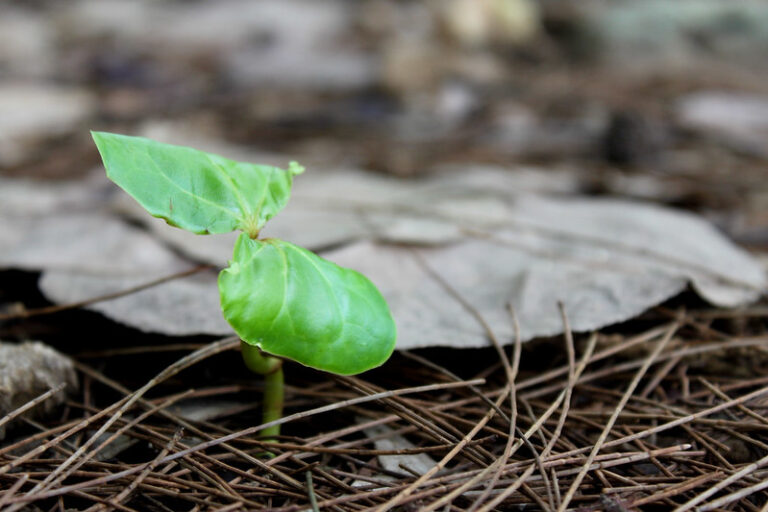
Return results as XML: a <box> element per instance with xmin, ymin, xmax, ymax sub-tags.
<box><xmin>3</xmin><ymin>305</ymin><xmax>768</xmax><ymax>510</ymax></box>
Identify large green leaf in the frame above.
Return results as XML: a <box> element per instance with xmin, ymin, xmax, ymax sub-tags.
<box><xmin>219</xmin><ymin>234</ymin><xmax>396</xmax><ymax>375</ymax></box>
<box><xmin>92</xmin><ymin>131</ymin><xmax>304</xmax><ymax>236</ymax></box>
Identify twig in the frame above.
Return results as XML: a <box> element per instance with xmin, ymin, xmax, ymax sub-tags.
<box><xmin>557</xmin><ymin>320</ymin><xmax>678</xmax><ymax>512</ymax></box>
<box><xmin>466</xmin><ymin>305</ymin><xmax>527</xmax><ymax>512</ymax></box>
<box><xmin>408</xmin><ymin>251</ymin><xmax>523</xmax><ymax>512</ymax></box>
<box><xmin>675</xmin><ymin>451</ymin><xmax>768</xmax><ymax>512</ymax></box>
<box><xmin>474</xmin><ymin>333</ymin><xmax>599</xmax><ymax>512</ymax></box>
<box><xmin>629</xmin><ymin>472</ymin><xmax>723</xmax><ymax>508</ymax></box>
<box><xmin>369</xmin><ymin>382</ymin><xmax>510</xmax><ymax>512</ymax></box>
<box><xmin>0</xmin><ymin>473</ymin><xmax>28</xmax><ymax>508</ymax></box>
<box><xmin>97</xmin><ymin>428</ymin><xmax>185</xmax><ymax>512</ymax></box>
<box><xmin>697</xmin><ymin>478</ymin><xmax>768</xmax><ymax>512</ymax></box>
<box><xmin>306</xmin><ymin>471</ymin><xmax>320</xmax><ymax>512</ymax></box>
<box><xmin>522</xmin><ymin>335</ymin><xmax>768</xmax><ymax>400</ymax></box>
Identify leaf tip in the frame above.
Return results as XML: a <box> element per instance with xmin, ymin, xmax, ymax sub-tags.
<box><xmin>90</xmin><ymin>130</ymin><xmax>106</xmax><ymax>147</ymax></box>
<box><xmin>91</xmin><ymin>131</ymin><xmax>124</xmax><ymax>161</ymax></box>
<box><xmin>90</xmin><ymin>130</ymin><xmax>114</xmax><ymax>144</ymax></box>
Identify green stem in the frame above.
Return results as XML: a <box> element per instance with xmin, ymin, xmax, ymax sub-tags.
<box><xmin>241</xmin><ymin>341</ymin><xmax>284</xmax><ymax>441</ymax></box>
<box><xmin>261</xmin><ymin>363</ymin><xmax>284</xmax><ymax>440</ymax></box>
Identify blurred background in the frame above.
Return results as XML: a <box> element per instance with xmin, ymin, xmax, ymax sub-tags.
<box><xmin>2</xmin><ymin>0</ymin><xmax>768</xmax><ymax>249</ymax></box>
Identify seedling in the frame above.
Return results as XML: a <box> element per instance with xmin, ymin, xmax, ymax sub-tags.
<box><xmin>92</xmin><ymin>132</ymin><xmax>396</xmax><ymax>439</ymax></box>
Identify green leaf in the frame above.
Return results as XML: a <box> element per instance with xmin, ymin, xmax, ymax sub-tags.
<box><xmin>219</xmin><ymin>234</ymin><xmax>396</xmax><ymax>375</ymax></box>
<box><xmin>92</xmin><ymin>131</ymin><xmax>304</xmax><ymax>236</ymax></box>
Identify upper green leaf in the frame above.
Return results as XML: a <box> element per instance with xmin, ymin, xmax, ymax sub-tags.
<box><xmin>92</xmin><ymin>131</ymin><xmax>304</xmax><ymax>236</ymax></box>
<box><xmin>219</xmin><ymin>234</ymin><xmax>397</xmax><ymax>375</ymax></box>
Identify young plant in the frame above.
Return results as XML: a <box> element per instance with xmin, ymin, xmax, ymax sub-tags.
<box><xmin>92</xmin><ymin>132</ymin><xmax>396</xmax><ymax>438</ymax></box>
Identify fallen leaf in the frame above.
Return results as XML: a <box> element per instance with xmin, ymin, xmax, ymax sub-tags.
<box><xmin>321</xmin><ymin>193</ymin><xmax>765</xmax><ymax>348</ymax></box>
<box><xmin>1</xmin><ymin>213</ymin><xmax>182</xmax><ymax>275</ymax></box>
<box><xmin>0</xmin><ymin>175</ymin><xmax>230</xmax><ymax>335</ymax></box>
<box><xmin>39</xmin><ymin>270</ymin><xmax>231</xmax><ymax>336</ymax></box>
<box><xmin>2</xmin><ymin>153</ymin><xmax>764</xmax><ymax>349</ymax></box>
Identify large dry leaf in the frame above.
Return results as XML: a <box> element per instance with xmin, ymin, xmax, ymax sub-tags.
<box><xmin>2</xmin><ymin>160</ymin><xmax>764</xmax><ymax>348</ymax></box>
<box><xmin>9</xmin><ymin>213</ymin><xmax>229</xmax><ymax>335</ymax></box>
<box><xmin>1</xmin><ymin>214</ymin><xmax>182</xmax><ymax>275</ymax></box>
<box><xmin>321</xmin><ymin>192</ymin><xmax>765</xmax><ymax>348</ymax></box>
<box><xmin>0</xmin><ymin>174</ymin><xmax>109</xmax><ymax>217</ymax></box>
<box><xmin>0</xmin><ymin>176</ymin><xmax>229</xmax><ymax>335</ymax></box>
<box><xmin>39</xmin><ymin>270</ymin><xmax>231</xmax><ymax>336</ymax></box>
<box><xmin>114</xmin><ymin>166</ymin><xmax>764</xmax><ymax>348</ymax></box>
<box><xmin>325</xmin><ymin>241</ymin><xmax>682</xmax><ymax>349</ymax></box>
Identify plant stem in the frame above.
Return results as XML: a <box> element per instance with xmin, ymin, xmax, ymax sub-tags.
<box><xmin>240</xmin><ymin>341</ymin><xmax>284</xmax><ymax>440</ymax></box>
<box><xmin>261</xmin><ymin>363</ymin><xmax>284</xmax><ymax>440</ymax></box>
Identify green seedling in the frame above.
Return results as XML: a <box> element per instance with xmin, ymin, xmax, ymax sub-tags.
<box><xmin>92</xmin><ymin>132</ymin><xmax>396</xmax><ymax>439</ymax></box>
